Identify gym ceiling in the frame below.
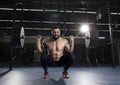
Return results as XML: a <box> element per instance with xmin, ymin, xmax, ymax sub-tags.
<box><xmin>0</xmin><ymin>0</ymin><xmax>120</xmax><ymax>41</ymax></box>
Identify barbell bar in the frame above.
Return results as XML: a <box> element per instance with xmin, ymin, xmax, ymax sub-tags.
<box><xmin>4</xmin><ymin>27</ymin><xmax>105</xmax><ymax>48</ymax></box>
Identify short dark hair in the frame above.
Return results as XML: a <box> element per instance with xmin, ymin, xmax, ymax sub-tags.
<box><xmin>51</xmin><ymin>26</ymin><xmax>61</xmax><ymax>31</ymax></box>
<box><xmin>51</xmin><ymin>26</ymin><xmax>62</xmax><ymax>35</ymax></box>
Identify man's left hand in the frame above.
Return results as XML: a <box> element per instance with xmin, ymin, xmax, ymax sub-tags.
<box><xmin>69</xmin><ymin>35</ymin><xmax>74</xmax><ymax>42</ymax></box>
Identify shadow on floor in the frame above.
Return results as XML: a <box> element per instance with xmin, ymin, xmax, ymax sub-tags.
<box><xmin>0</xmin><ymin>69</ymin><xmax>11</xmax><ymax>77</ymax></box>
<box><xmin>49</xmin><ymin>77</ymin><xmax>66</xmax><ymax>85</ymax></box>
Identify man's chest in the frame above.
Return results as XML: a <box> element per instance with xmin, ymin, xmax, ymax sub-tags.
<box><xmin>46</xmin><ymin>41</ymin><xmax>66</xmax><ymax>51</ymax></box>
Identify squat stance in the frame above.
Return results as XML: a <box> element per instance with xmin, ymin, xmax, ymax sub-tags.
<box><xmin>36</xmin><ymin>27</ymin><xmax>75</xmax><ymax>79</ymax></box>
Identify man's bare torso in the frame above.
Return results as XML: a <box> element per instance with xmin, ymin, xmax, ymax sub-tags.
<box><xmin>44</xmin><ymin>37</ymin><xmax>68</xmax><ymax>61</ymax></box>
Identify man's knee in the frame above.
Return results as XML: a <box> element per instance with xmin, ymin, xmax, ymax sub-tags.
<box><xmin>67</xmin><ymin>52</ymin><xmax>75</xmax><ymax>63</ymax></box>
<box><xmin>40</xmin><ymin>53</ymin><xmax>48</xmax><ymax>61</ymax></box>
<box><xmin>69</xmin><ymin>52</ymin><xmax>75</xmax><ymax>59</ymax></box>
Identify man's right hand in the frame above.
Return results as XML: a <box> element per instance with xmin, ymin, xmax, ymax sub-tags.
<box><xmin>37</xmin><ymin>35</ymin><xmax>42</xmax><ymax>40</ymax></box>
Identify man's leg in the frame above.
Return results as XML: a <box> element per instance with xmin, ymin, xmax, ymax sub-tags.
<box><xmin>58</xmin><ymin>53</ymin><xmax>75</xmax><ymax>78</ymax></box>
<box><xmin>40</xmin><ymin>53</ymin><xmax>49</xmax><ymax>79</ymax></box>
<box><xmin>63</xmin><ymin>53</ymin><xmax>75</xmax><ymax>72</ymax></box>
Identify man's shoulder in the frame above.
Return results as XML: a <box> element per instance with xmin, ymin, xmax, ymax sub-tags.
<box><xmin>60</xmin><ymin>37</ymin><xmax>68</xmax><ymax>42</ymax></box>
<box><xmin>43</xmin><ymin>37</ymin><xmax>49</xmax><ymax>43</ymax></box>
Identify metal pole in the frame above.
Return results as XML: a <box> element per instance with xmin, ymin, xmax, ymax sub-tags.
<box><xmin>86</xmin><ymin>47</ymin><xmax>92</xmax><ymax>66</ymax></box>
<box><xmin>58</xmin><ymin>0</ymin><xmax>60</xmax><ymax>26</ymax></box>
<box><xmin>107</xmin><ymin>0</ymin><xmax>115</xmax><ymax>68</ymax></box>
<box><xmin>10</xmin><ymin>4</ymin><xmax>17</xmax><ymax>70</ymax></box>
<box><xmin>63</xmin><ymin>0</ymin><xmax>66</xmax><ymax>36</ymax></box>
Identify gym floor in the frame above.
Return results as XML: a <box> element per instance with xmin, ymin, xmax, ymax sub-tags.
<box><xmin>0</xmin><ymin>66</ymin><xmax>120</xmax><ymax>85</ymax></box>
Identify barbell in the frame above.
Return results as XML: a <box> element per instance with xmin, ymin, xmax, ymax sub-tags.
<box><xmin>12</xmin><ymin>27</ymin><xmax>105</xmax><ymax>48</ymax></box>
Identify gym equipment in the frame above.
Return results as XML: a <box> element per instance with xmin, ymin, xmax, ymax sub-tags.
<box><xmin>20</xmin><ymin>27</ymin><xmax>25</xmax><ymax>48</ymax></box>
<box><xmin>11</xmin><ymin>27</ymin><xmax>105</xmax><ymax>48</ymax></box>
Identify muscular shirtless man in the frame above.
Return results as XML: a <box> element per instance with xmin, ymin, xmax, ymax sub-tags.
<box><xmin>36</xmin><ymin>27</ymin><xmax>75</xmax><ymax>79</ymax></box>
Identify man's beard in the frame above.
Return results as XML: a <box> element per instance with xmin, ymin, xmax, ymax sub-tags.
<box><xmin>52</xmin><ymin>35</ymin><xmax>60</xmax><ymax>40</ymax></box>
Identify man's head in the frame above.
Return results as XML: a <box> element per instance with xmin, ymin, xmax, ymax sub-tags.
<box><xmin>51</xmin><ymin>27</ymin><xmax>61</xmax><ymax>40</ymax></box>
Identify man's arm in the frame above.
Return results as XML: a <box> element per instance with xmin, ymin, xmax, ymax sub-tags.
<box><xmin>69</xmin><ymin>35</ymin><xmax>74</xmax><ymax>52</ymax></box>
<box><xmin>36</xmin><ymin>35</ymin><xmax>43</xmax><ymax>53</ymax></box>
<box><xmin>65</xmin><ymin>35</ymin><xmax>74</xmax><ymax>53</ymax></box>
